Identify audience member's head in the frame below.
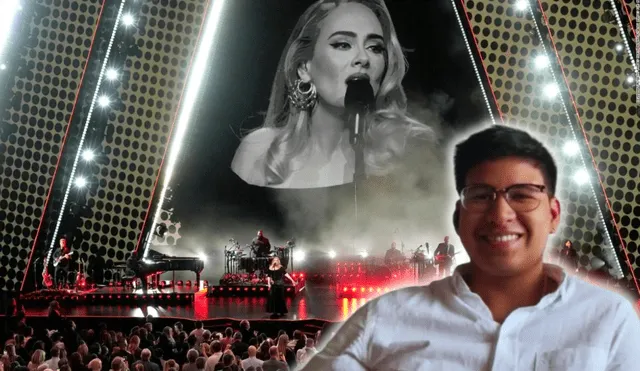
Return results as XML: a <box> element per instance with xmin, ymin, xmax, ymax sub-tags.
<box><xmin>174</xmin><ymin>322</ymin><xmax>183</xmax><ymax>334</ymax></box>
<box><xmin>194</xmin><ymin>321</ymin><xmax>203</xmax><ymax>329</ymax></box>
<box><xmin>110</xmin><ymin>357</ymin><xmax>125</xmax><ymax>371</ymax></box>
<box><xmin>30</xmin><ymin>350</ymin><xmax>45</xmax><ymax>366</ymax></box>
<box><xmin>77</xmin><ymin>342</ymin><xmax>89</xmax><ymax>356</ymax></box>
<box><xmin>233</xmin><ymin>332</ymin><xmax>242</xmax><ymax>343</ymax></box>
<box><xmin>87</xmin><ymin>358</ymin><xmax>101</xmax><ymax>371</ymax></box>
<box><xmin>186</xmin><ymin>349</ymin><xmax>198</xmax><ymax>364</ymax></box>
<box><xmin>224</xmin><ymin>327</ymin><xmax>233</xmax><ymax>338</ymax></box>
<box><xmin>306</xmin><ymin>338</ymin><xmax>315</xmax><ymax>348</ymax></box>
<box><xmin>140</xmin><ymin>349</ymin><xmax>152</xmax><ymax>362</ymax></box>
<box><xmin>195</xmin><ymin>357</ymin><xmax>206</xmax><ymax>370</ymax></box>
<box><xmin>187</xmin><ymin>334</ymin><xmax>197</xmax><ymax>348</ymax></box>
<box><xmin>221</xmin><ymin>354</ymin><xmax>234</xmax><ymax>367</ymax></box>
<box><xmin>163</xmin><ymin>326</ymin><xmax>173</xmax><ymax>338</ymax></box>
<box><xmin>268</xmin><ymin>346</ymin><xmax>279</xmax><ymax>359</ymax></box>
<box><xmin>247</xmin><ymin>346</ymin><xmax>257</xmax><ymax>358</ymax></box>
<box><xmin>239</xmin><ymin>320</ymin><xmax>250</xmax><ymax>330</ymax></box>
<box><xmin>210</xmin><ymin>340</ymin><xmax>222</xmax><ymax>354</ymax></box>
<box><xmin>248</xmin><ymin>338</ymin><xmax>258</xmax><ymax>348</ymax></box>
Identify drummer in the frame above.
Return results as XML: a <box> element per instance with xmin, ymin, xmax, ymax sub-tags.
<box><xmin>252</xmin><ymin>230</ymin><xmax>272</xmax><ymax>257</ymax></box>
<box><xmin>384</xmin><ymin>242</ymin><xmax>405</xmax><ymax>269</ymax></box>
<box><xmin>434</xmin><ymin>236</ymin><xmax>456</xmax><ymax>277</ymax></box>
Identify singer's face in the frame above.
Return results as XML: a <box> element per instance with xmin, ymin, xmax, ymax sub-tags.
<box><xmin>303</xmin><ymin>3</ymin><xmax>386</xmax><ymax>109</ymax></box>
<box><xmin>456</xmin><ymin>157</ymin><xmax>561</xmax><ymax>278</ymax></box>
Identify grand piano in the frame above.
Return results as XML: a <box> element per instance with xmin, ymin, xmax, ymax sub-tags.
<box><xmin>115</xmin><ymin>249</ymin><xmax>205</xmax><ymax>289</ymax></box>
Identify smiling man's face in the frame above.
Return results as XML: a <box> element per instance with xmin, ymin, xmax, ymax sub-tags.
<box><xmin>456</xmin><ymin>157</ymin><xmax>561</xmax><ymax>277</ymax></box>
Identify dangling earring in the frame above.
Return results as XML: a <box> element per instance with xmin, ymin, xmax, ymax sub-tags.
<box><xmin>288</xmin><ymin>79</ymin><xmax>317</xmax><ymax>110</ymax></box>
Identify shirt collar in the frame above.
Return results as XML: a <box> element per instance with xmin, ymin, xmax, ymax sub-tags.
<box><xmin>451</xmin><ymin>262</ymin><xmax>567</xmax><ymax>309</ymax></box>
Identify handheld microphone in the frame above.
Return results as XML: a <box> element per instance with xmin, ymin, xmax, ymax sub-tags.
<box><xmin>345</xmin><ymin>75</ymin><xmax>374</xmax><ymax>145</ymax></box>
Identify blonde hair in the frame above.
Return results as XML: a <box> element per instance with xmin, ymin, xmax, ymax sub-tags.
<box><xmin>276</xmin><ymin>334</ymin><xmax>289</xmax><ymax>358</ymax></box>
<box><xmin>30</xmin><ymin>350</ymin><xmax>45</xmax><ymax>366</ymax></box>
<box><xmin>259</xmin><ymin>0</ymin><xmax>434</xmax><ymax>185</ymax></box>
<box><xmin>269</xmin><ymin>257</ymin><xmax>282</xmax><ymax>270</ymax></box>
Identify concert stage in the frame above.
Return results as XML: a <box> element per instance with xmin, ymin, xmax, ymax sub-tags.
<box><xmin>20</xmin><ymin>282</ymin><xmax>388</xmax><ymax>322</ymax></box>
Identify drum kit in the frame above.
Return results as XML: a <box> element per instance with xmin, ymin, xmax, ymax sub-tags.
<box><xmin>224</xmin><ymin>238</ymin><xmax>294</xmax><ymax>275</ymax></box>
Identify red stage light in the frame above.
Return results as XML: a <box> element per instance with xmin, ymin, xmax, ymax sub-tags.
<box><xmin>286</xmin><ymin>288</ymin><xmax>291</xmax><ymax>291</ymax></box>
<box><xmin>186</xmin><ymin>280</ymin><xmax>192</xmax><ymax>286</ymax></box>
<box><xmin>251</xmin><ymin>288</ymin><xmax>256</xmax><ymax>291</ymax></box>
<box><xmin>117</xmin><ymin>295</ymin><xmax>121</xmax><ymax>299</ymax></box>
<box><xmin>351</xmin><ymin>287</ymin><xmax>356</xmax><ymax>292</ymax></box>
<box><xmin>176</xmin><ymin>295</ymin><xmax>181</xmax><ymax>299</ymax></box>
<box><xmin>360</xmin><ymin>287</ymin><xmax>365</xmax><ymax>292</ymax></box>
<box><xmin>343</xmin><ymin>287</ymin><xmax>347</xmax><ymax>292</ymax></box>
<box><xmin>300</xmin><ymin>274</ymin><xmax>305</xmax><ymax>278</ymax></box>
<box><xmin>259</xmin><ymin>288</ymin><xmax>264</xmax><ymax>291</ymax></box>
<box><xmin>244</xmin><ymin>288</ymin><xmax>248</xmax><ymax>291</ymax></box>
<box><xmin>100</xmin><ymin>295</ymin><xmax>104</xmax><ymax>299</ymax></box>
<box><xmin>236</xmin><ymin>288</ymin><xmax>240</xmax><ymax>291</ymax></box>
<box><xmin>108</xmin><ymin>295</ymin><xmax>112</xmax><ymax>299</ymax></box>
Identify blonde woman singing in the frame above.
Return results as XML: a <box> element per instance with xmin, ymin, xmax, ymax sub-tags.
<box><xmin>266</xmin><ymin>257</ymin><xmax>297</xmax><ymax>317</ymax></box>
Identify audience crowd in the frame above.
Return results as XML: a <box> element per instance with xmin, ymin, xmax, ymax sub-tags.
<box><xmin>2</xmin><ymin>300</ymin><xmax>322</xmax><ymax>371</ymax></box>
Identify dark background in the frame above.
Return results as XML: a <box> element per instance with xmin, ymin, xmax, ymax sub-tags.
<box><xmin>160</xmin><ymin>0</ymin><xmax>488</xmax><ymax>279</ymax></box>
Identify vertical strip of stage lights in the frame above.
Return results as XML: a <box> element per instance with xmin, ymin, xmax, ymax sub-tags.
<box><xmin>606</xmin><ymin>0</ymin><xmax>638</xmax><ymax>91</ymax></box>
<box><xmin>450</xmin><ymin>0</ymin><xmax>502</xmax><ymax>125</ymax></box>
<box><xmin>141</xmin><ymin>0</ymin><xmax>226</xmax><ymax>259</ymax></box>
<box><xmin>530</xmin><ymin>0</ymin><xmax>631</xmax><ymax>283</ymax></box>
<box><xmin>21</xmin><ymin>0</ymin><xmax>108</xmax><ymax>292</ymax></box>
<box><xmin>43</xmin><ymin>0</ymin><xmax>128</xmax><ymax>267</ymax></box>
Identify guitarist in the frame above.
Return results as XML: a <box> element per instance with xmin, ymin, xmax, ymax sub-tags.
<box><xmin>52</xmin><ymin>238</ymin><xmax>74</xmax><ymax>289</ymax></box>
<box><xmin>434</xmin><ymin>236</ymin><xmax>456</xmax><ymax>277</ymax></box>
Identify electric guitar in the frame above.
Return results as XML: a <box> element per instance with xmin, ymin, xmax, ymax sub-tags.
<box><xmin>42</xmin><ymin>266</ymin><xmax>53</xmax><ymax>288</ymax></box>
<box><xmin>53</xmin><ymin>251</ymin><xmax>75</xmax><ymax>267</ymax></box>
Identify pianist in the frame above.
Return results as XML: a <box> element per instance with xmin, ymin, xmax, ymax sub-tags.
<box><xmin>126</xmin><ymin>250</ymin><xmax>148</xmax><ymax>292</ymax></box>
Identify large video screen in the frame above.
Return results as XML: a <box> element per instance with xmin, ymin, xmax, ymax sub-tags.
<box><xmin>162</xmin><ymin>0</ymin><xmax>490</xmax><ymax>281</ymax></box>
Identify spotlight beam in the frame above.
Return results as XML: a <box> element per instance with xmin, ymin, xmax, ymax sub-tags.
<box><xmin>140</xmin><ymin>0</ymin><xmax>227</xmax><ymax>258</ymax></box>
<box><xmin>0</xmin><ymin>0</ymin><xmax>21</xmax><ymax>61</ymax></box>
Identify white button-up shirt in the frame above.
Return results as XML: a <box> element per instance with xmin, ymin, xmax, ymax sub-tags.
<box><xmin>300</xmin><ymin>264</ymin><xmax>640</xmax><ymax>370</ymax></box>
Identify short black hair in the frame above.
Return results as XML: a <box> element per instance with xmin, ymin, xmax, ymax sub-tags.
<box><xmin>454</xmin><ymin>125</ymin><xmax>557</xmax><ymax>195</ymax></box>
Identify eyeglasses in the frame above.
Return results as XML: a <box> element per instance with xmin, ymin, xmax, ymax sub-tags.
<box><xmin>460</xmin><ymin>184</ymin><xmax>548</xmax><ymax>213</ymax></box>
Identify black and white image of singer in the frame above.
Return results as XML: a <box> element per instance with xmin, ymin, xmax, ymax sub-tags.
<box><xmin>231</xmin><ymin>0</ymin><xmax>434</xmax><ymax>189</ymax></box>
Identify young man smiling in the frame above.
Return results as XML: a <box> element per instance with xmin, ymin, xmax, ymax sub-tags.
<box><xmin>300</xmin><ymin>125</ymin><xmax>640</xmax><ymax>371</ymax></box>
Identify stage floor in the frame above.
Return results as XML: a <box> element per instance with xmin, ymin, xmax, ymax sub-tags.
<box><xmin>22</xmin><ymin>282</ymin><xmax>396</xmax><ymax>322</ymax></box>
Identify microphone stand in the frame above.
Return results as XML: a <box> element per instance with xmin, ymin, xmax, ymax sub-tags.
<box><xmin>345</xmin><ymin>76</ymin><xmax>373</xmax><ymax>255</ymax></box>
<box><xmin>353</xmin><ymin>129</ymin><xmax>365</xmax><ymax>238</ymax></box>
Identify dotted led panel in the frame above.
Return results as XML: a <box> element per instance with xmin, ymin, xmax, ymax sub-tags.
<box><xmin>0</xmin><ymin>0</ymin><xmax>102</xmax><ymax>291</ymax></box>
<box><xmin>77</xmin><ymin>0</ymin><xmax>207</xmax><ymax>268</ymax></box>
<box><xmin>462</xmin><ymin>0</ymin><xmax>615</xmax><ymax>273</ymax></box>
<box><xmin>542</xmin><ymin>1</ymin><xmax>639</xmax><ymax>281</ymax></box>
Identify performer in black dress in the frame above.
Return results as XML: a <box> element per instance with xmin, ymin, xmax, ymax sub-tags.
<box><xmin>266</xmin><ymin>257</ymin><xmax>297</xmax><ymax>317</ymax></box>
